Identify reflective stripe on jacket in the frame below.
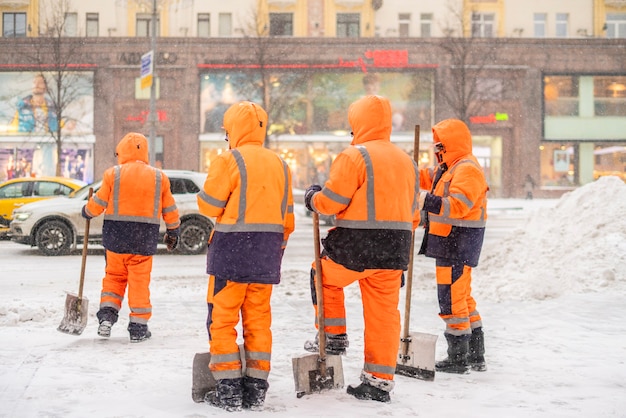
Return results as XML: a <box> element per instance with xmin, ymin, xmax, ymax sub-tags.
<box><xmin>85</xmin><ymin>133</ymin><xmax>180</xmax><ymax>255</ymax></box>
<box><xmin>197</xmin><ymin>102</ymin><xmax>295</xmax><ymax>284</ymax></box>
<box><xmin>310</xmin><ymin>96</ymin><xmax>419</xmax><ymax>271</ymax></box>
<box><xmin>419</xmin><ymin>119</ymin><xmax>488</xmax><ymax>267</ymax></box>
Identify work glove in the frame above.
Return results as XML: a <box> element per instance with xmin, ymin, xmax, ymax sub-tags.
<box><xmin>163</xmin><ymin>228</ymin><xmax>180</xmax><ymax>252</ymax></box>
<box><xmin>418</xmin><ymin>191</ymin><xmax>427</xmax><ymax>211</ymax></box>
<box><xmin>81</xmin><ymin>206</ymin><xmax>92</xmax><ymax>220</ymax></box>
<box><xmin>304</xmin><ymin>184</ymin><xmax>322</xmax><ymax>212</ymax></box>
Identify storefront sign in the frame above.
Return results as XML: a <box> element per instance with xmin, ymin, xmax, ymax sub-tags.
<box><xmin>125</xmin><ymin>110</ymin><xmax>168</xmax><ymax>124</ymax></box>
<box><xmin>470</xmin><ymin>112</ymin><xmax>509</xmax><ymax>124</ymax></box>
<box><xmin>199</xmin><ymin>50</ymin><xmax>437</xmax><ymax>72</ymax></box>
<box><xmin>118</xmin><ymin>52</ymin><xmax>177</xmax><ymax>66</ymax></box>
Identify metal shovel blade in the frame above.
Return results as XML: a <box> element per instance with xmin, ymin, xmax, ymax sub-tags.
<box><xmin>395</xmin><ymin>332</ymin><xmax>438</xmax><ymax>381</ymax></box>
<box><xmin>292</xmin><ymin>353</ymin><xmax>344</xmax><ymax>398</ymax></box>
<box><xmin>192</xmin><ymin>345</ymin><xmax>246</xmax><ymax>403</ymax></box>
<box><xmin>57</xmin><ymin>292</ymin><xmax>89</xmax><ymax>335</ymax></box>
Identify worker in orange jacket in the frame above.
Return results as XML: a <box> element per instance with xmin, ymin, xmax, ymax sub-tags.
<box><xmin>418</xmin><ymin>119</ymin><xmax>489</xmax><ymax>373</ymax></box>
<box><xmin>197</xmin><ymin>101</ymin><xmax>295</xmax><ymax>411</ymax></box>
<box><xmin>304</xmin><ymin>95</ymin><xmax>420</xmax><ymax>403</ymax></box>
<box><xmin>83</xmin><ymin>132</ymin><xmax>180</xmax><ymax>343</ymax></box>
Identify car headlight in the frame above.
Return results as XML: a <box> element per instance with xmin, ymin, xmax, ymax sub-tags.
<box><xmin>13</xmin><ymin>212</ymin><xmax>32</xmax><ymax>222</ymax></box>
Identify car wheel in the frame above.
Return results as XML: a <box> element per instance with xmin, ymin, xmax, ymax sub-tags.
<box><xmin>177</xmin><ymin>218</ymin><xmax>211</xmax><ymax>255</ymax></box>
<box><xmin>36</xmin><ymin>220</ymin><xmax>73</xmax><ymax>256</ymax></box>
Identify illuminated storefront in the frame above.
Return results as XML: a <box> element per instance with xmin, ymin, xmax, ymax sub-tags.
<box><xmin>0</xmin><ymin>71</ymin><xmax>95</xmax><ymax>183</ymax></box>
<box><xmin>543</xmin><ymin>74</ymin><xmax>626</xmax><ymax>188</ymax></box>
<box><xmin>198</xmin><ymin>56</ymin><xmax>436</xmax><ymax>187</ymax></box>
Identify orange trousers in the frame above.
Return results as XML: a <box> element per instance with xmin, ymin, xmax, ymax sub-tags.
<box><xmin>99</xmin><ymin>250</ymin><xmax>153</xmax><ymax>324</ymax></box>
<box><xmin>207</xmin><ymin>276</ymin><xmax>272</xmax><ymax>381</ymax></box>
<box><xmin>312</xmin><ymin>256</ymin><xmax>402</xmax><ymax>381</ymax></box>
<box><xmin>436</xmin><ymin>259</ymin><xmax>482</xmax><ymax>336</ymax></box>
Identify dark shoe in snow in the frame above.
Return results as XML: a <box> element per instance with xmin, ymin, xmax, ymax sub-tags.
<box><xmin>304</xmin><ymin>332</ymin><xmax>348</xmax><ymax>355</ymax></box>
<box><xmin>469</xmin><ymin>327</ymin><xmax>487</xmax><ymax>372</ymax></box>
<box><xmin>205</xmin><ymin>378</ymin><xmax>243</xmax><ymax>412</ymax></box>
<box><xmin>242</xmin><ymin>376</ymin><xmax>269</xmax><ymax>410</ymax></box>
<box><xmin>128</xmin><ymin>323</ymin><xmax>151</xmax><ymax>343</ymax></box>
<box><xmin>435</xmin><ymin>333</ymin><xmax>470</xmax><ymax>374</ymax></box>
<box><xmin>97</xmin><ymin>320</ymin><xmax>112</xmax><ymax>338</ymax></box>
<box><xmin>347</xmin><ymin>383</ymin><xmax>390</xmax><ymax>403</ymax></box>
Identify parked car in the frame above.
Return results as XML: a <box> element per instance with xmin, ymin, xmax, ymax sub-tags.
<box><xmin>0</xmin><ymin>176</ymin><xmax>87</xmax><ymax>231</ymax></box>
<box><xmin>9</xmin><ymin>170</ymin><xmax>213</xmax><ymax>256</ymax></box>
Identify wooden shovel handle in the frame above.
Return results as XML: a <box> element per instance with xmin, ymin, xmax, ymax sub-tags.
<box><xmin>77</xmin><ymin>187</ymin><xmax>93</xmax><ymax>300</ymax></box>
<box><xmin>402</xmin><ymin>125</ymin><xmax>420</xmax><ymax>342</ymax></box>
<box><xmin>312</xmin><ymin>212</ymin><xmax>327</xmax><ymax>372</ymax></box>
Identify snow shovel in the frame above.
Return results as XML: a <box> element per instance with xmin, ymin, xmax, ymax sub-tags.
<box><xmin>191</xmin><ymin>345</ymin><xmax>246</xmax><ymax>403</ymax></box>
<box><xmin>292</xmin><ymin>212</ymin><xmax>344</xmax><ymax>398</ymax></box>
<box><xmin>395</xmin><ymin>125</ymin><xmax>438</xmax><ymax>381</ymax></box>
<box><xmin>57</xmin><ymin>187</ymin><xmax>93</xmax><ymax>335</ymax></box>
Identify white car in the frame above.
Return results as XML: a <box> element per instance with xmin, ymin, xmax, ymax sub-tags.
<box><xmin>9</xmin><ymin>170</ymin><xmax>213</xmax><ymax>256</ymax></box>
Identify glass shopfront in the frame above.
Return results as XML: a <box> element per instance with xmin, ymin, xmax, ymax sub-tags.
<box><xmin>198</xmin><ymin>69</ymin><xmax>435</xmax><ymax>186</ymax></box>
<box><xmin>543</xmin><ymin>74</ymin><xmax>626</xmax><ymax>187</ymax></box>
<box><xmin>0</xmin><ymin>71</ymin><xmax>95</xmax><ymax>182</ymax></box>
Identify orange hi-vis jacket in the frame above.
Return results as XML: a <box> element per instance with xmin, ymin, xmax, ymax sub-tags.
<box><xmin>309</xmin><ymin>95</ymin><xmax>419</xmax><ymax>271</ymax></box>
<box><xmin>84</xmin><ymin>132</ymin><xmax>180</xmax><ymax>255</ymax></box>
<box><xmin>197</xmin><ymin>101</ymin><xmax>295</xmax><ymax>283</ymax></box>
<box><xmin>418</xmin><ymin>119</ymin><xmax>488</xmax><ymax>267</ymax></box>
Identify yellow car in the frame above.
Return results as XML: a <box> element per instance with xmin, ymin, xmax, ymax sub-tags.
<box><xmin>0</xmin><ymin>176</ymin><xmax>87</xmax><ymax>233</ymax></box>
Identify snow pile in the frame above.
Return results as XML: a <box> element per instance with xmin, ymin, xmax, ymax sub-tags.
<box><xmin>476</xmin><ymin>176</ymin><xmax>626</xmax><ymax>302</ymax></box>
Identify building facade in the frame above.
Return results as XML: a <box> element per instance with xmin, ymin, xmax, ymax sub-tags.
<box><xmin>0</xmin><ymin>0</ymin><xmax>624</xmax><ymax>197</ymax></box>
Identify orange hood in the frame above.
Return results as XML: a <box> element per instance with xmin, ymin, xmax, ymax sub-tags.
<box><xmin>223</xmin><ymin>101</ymin><xmax>268</xmax><ymax>148</ymax></box>
<box><xmin>348</xmin><ymin>95</ymin><xmax>392</xmax><ymax>145</ymax></box>
<box><xmin>116</xmin><ymin>132</ymin><xmax>149</xmax><ymax>165</ymax></box>
<box><xmin>432</xmin><ymin>119</ymin><xmax>473</xmax><ymax>166</ymax></box>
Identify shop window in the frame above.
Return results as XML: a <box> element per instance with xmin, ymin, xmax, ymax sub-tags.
<box><xmin>337</xmin><ymin>13</ymin><xmax>360</xmax><ymax>38</ymax></box>
<box><xmin>539</xmin><ymin>143</ymin><xmax>576</xmax><ymax>187</ymax></box>
<box><xmin>544</xmin><ymin>76</ymin><xmax>579</xmax><ymax>116</ymax></box>
<box><xmin>86</xmin><ymin>13</ymin><xmax>99</xmax><ymax>37</ymax></box>
<box><xmin>3</xmin><ymin>12</ymin><xmax>27</xmax><ymax>38</ymax></box>
<box><xmin>198</xmin><ymin>13</ymin><xmax>210</xmax><ymax>37</ymax></box>
<box><xmin>594</xmin><ymin>76</ymin><xmax>626</xmax><ymax>116</ymax></box>
<box><xmin>270</xmin><ymin>13</ymin><xmax>293</xmax><ymax>36</ymax></box>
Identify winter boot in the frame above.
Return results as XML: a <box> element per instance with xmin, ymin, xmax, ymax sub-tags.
<box><xmin>304</xmin><ymin>332</ymin><xmax>349</xmax><ymax>355</ymax></box>
<box><xmin>435</xmin><ymin>333</ymin><xmax>470</xmax><ymax>374</ymax></box>
<box><xmin>346</xmin><ymin>371</ymin><xmax>393</xmax><ymax>403</ymax></box>
<box><xmin>127</xmin><ymin>322</ymin><xmax>151</xmax><ymax>343</ymax></box>
<box><xmin>242</xmin><ymin>376</ymin><xmax>269</xmax><ymax>410</ymax></box>
<box><xmin>96</xmin><ymin>307</ymin><xmax>119</xmax><ymax>338</ymax></box>
<box><xmin>469</xmin><ymin>327</ymin><xmax>487</xmax><ymax>372</ymax></box>
<box><xmin>205</xmin><ymin>377</ymin><xmax>244</xmax><ymax>412</ymax></box>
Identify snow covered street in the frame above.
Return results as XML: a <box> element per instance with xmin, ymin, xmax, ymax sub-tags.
<box><xmin>1</xmin><ymin>177</ymin><xmax>625</xmax><ymax>417</ymax></box>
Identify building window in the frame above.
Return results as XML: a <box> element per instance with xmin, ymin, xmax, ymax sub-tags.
<box><xmin>606</xmin><ymin>14</ymin><xmax>626</xmax><ymax>38</ymax></box>
<box><xmin>136</xmin><ymin>13</ymin><xmax>159</xmax><ymax>37</ymax></box>
<box><xmin>534</xmin><ymin>13</ymin><xmax>546</xmax><ymax>38</ymax></box>
<box><xmin>269</xmin><ymin>13</ymin><xmax>293</xmax><ymax>36</ymax></box>
<box><xmin>64</xmin><ymin>13</ymin><xmax>77</xmax><ymax>36</ymax></box>
<box><xmin>471</xmin><ymin>13</ymin><xmax>494</xmax><ymax>38</ymax></box>
<box><xmin>594</xmin><ymin>76</ymin><xmax>626</xmax><ymax>116</ymax></box>
<box><xmin>198</xmin><ymin>13</ymin><xmax>210</xmax><ymax>37</ymax></box>
<box><xmin>398</xmin><ymin>13</ymin><xmax>410</xmax><ymax>37</ymax></box>
<box><xmin>420</xmin><ymin>13</ymin><xmax>432</xmax><ymax>38</ymax></box>
<box><xmin>3</xmin><ymin>12</ymin><xmax>27</xmax><ymax>38</ymax></box>
<box><xmin>86</xmin><ymin>13</ymin><xmax>99</xmax><ymax>37</ymax></box>
<box><xmin>556</xmin><ymin>13</ymin><xmax>568</xmax><ymax>38</ymax></box>
<box><xmin>337</xmin><ymin>13</ymin><xmax>360</xmax><ymax>38</ymax></box>
<box><xmin>218</xmin><ymin>13</ymin><xmax>231</xmax><ymax>36</ymax></box>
